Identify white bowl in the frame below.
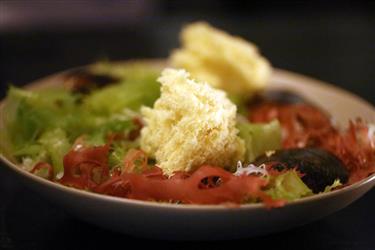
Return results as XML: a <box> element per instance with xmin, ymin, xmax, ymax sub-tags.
<box><xmin>1</xmin><ymin>60</ymin><xmax>374</xmax><ymax>240</ymax></box>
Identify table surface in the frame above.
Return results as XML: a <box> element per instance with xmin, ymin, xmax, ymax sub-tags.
<box><xmin>1</xmin><ymin>6</ymin><xmax>375</xmax><ymax>250</ymax></box>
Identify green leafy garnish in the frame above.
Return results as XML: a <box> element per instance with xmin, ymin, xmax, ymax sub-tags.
<box><xmin>323</xmin><ymin>179</ymin><xmax>342</xmax><ymax>192</ymax></box>
<box><xmin>265</xmin><ymin>170</ymin><xmax>313</xmax><ymax>201</ymax></box>
<box><xmin>0</xmin><ymin>63</ymin><xmax>160</xmax><ymax>178</ymax></box>
<box><xmin>83</xmin><ymin>65</ymin><xmax>160</xmax><ymax>114</ymax></box>
<box><xmin>238</xmin><ymin>120</ymin><xmax>282</xmax><ymax>162</ymax></box>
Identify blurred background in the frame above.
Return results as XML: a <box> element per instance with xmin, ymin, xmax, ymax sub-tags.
<box><xmin>1</xmin><ymin>1</ymin><xmax>375</xmax><ymax>249</ymax></box>
<box><xmin>0</xmin><ymin>0</ymin><xmax>374</xmax><ymax>103</ymax></box>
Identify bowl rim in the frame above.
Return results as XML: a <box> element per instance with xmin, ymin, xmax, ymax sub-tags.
<box><xmin>1</xmin><ymin>61</ymin><xmax>374</xmax><ymax>211</ymax></box>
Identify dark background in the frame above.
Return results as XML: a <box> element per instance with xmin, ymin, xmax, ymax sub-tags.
<box><xmin>1</xmin><ymin>1</ymin><xmax>374</xmax><ymax>249</ymax></box>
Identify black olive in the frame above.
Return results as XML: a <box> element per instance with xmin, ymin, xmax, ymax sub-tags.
<box><xmin>64</xmin><ymin>69</ymin><xmax>120</xmax><ymax>94</ymax></box>
<box><xmin>248</xmin><ymin>90</ymin><xmax>307</xmax><ymax>106</ymax></box>
<box><xmin>254</xmin><ymin>148</ymin><xmax>349</xmax><ymax>193</ymax></box>
<box><xmin>262</xmin><ymin>90</ymin><xmax>307</xmax><ymax>104</ymax></box>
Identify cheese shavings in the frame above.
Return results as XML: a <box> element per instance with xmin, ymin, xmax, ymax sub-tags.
<box><xmin>170</xmin><ymin>22</ymin><xmax>271</xmax><ymax>96</ymax></box>
<box><xmin>234</xmin><ymin>161</ymin><xmax>268</xmax><ymax>177</ymax></box>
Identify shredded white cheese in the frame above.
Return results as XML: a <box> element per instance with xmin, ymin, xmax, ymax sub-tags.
<box><xmin>234</xmin><ymin>161</ymin><xmax>268</xmax><ymax>177</ymax></box>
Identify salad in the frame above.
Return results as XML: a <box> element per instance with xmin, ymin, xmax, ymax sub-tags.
<box><xmin>1</xmin><ymin>22</ymin><xmax>374</xmax><ymax>208</ymax></box>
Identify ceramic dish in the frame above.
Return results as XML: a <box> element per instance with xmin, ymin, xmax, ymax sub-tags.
<box><xmin>1</xmin><ymin>60</ymin><xmax>374</xmax><ymax>240</ymax></box>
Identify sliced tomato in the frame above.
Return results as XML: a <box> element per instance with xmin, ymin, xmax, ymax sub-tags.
<box><xmin>30</xmin><ymin>162</ymin><xmax>54</xmax><ymax>180</ymax></box>
<box><xmin>95</xmin><ymin>165</ymin><xmax>285</xmax><ymax>208</ymax></box>
<box><xmin>59</xmin><ymin>144</ymin><xmax>110</xmax><ymax>189</ymax></box>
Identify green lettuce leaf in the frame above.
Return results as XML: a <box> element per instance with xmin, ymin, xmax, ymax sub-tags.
<box><xmin>323</xmin><ymin>179</ymin><xmax>342</xmax><ymax>192</ymax></box>
<box><xmin>1</xmin><ymin>87</ymin><xmax>78</xmax><ymax>154</ymax></box>
<box><xmin>266</xmin><ymin>170</ymin><xmax>313</xmax><ymax>201</ymax></box>
<box><xmin>83</xmin><ymin>65</ymin><xmax>160</xmax><ymax>114</ymax></box>
<box><xmin>38</xmin><ymin>128</ymin><xmax>71</xmax><ymax>175</ymax></box>
<box><xmin>237</xmin><ymin>120</ymin><xmax>282</xmax><ymax>162</ymax></box>
<box><xmin>0</xmin><ymin>64</ymin><xmax>159</xmax><ymax>178</ymax></box>
<box><xmin>84</xmin><ymin>114</ymin><xmax>135</xmax><ymax>146</ymax></box>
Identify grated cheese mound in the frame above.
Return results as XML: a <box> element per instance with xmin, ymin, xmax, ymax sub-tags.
<box><xmin>170</xmin><ymin>22</ymin><xmax>272</xmax><ymax>96</ymax></box>
<box><xmin>140</xmin><ymin>68</ymin><xmax>245</xmax><ymax>176</ymax></box>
